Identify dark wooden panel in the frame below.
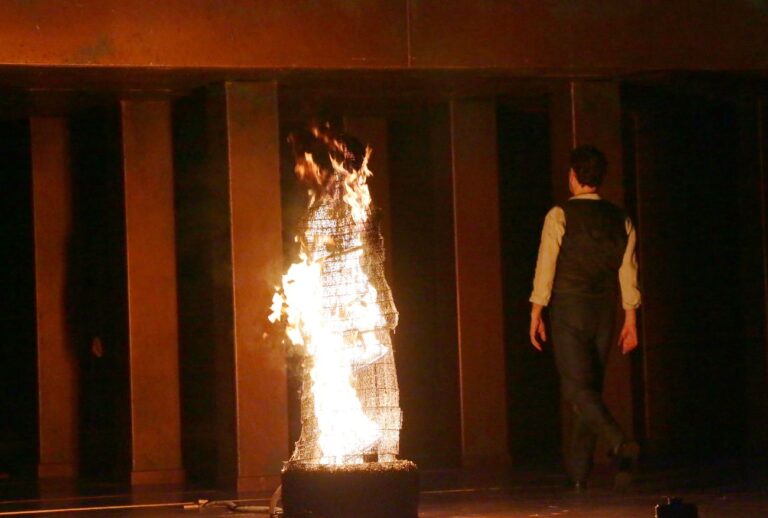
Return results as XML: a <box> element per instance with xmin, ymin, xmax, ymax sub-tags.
<box><xmin>1</xmin><ymin>1</ymin><xmax>768</xmax><ymax>72</ymax></box>
<box><xmin>0</xmin><ymin>0</ymin><xmax>407</xmax><ymax>68</ymax></box>
<box><xmin>497</xmin><ymin>105</ymin><xmax>560</xmax><ymax>466</ymax></box>
<box><xmin>389</xmin><ymin>105</ymin><xmax>462</xmax><ymax>469</ymax></box>
<box><xmin>410</xmin><ymin>1</ymin><xmax>768</xmax><ymax>71</ymax></box>
<box><xmin>173</xmin><ymin>88</ymin><xmax>224</xmax><ymax>488</ymax></box>
<box><xmin>1</xmin><ymin>119</ymin><xmax>36</xmax><ymax>478</ymax></box>
<box><xmin>68</xmin><ymin>106</ymin><xmax>131</xmax><ymax>481</ymax></box>
<box><xmin>627</xmin><ymin>86</ymin><xmax>764</xmax><ymax>461</ymax></box>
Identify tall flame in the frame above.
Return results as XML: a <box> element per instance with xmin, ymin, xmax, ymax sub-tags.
<box><xmin>270</xmin><ymin>128</ymin><xmax>399</xmax><ymax>466</ymax></box>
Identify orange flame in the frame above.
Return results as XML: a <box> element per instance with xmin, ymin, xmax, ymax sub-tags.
<box><xmin>270</xmin><ymin>126</ymin><xmax>393</xmax><ymax>466</ymax></box>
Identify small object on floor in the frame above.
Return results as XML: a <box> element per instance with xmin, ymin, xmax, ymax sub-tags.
<box><xmin>183</xmin><ymin>499</ymin><xmax>210</xmax><ymax>511</ymax></box>
<box><xmin>655</xmin><ymin>497</ymin><xmax>699</xmax><ymax>518</ymax></box>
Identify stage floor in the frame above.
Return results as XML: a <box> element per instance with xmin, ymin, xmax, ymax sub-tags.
<box><xmin>419</xmin><ymin>485</ymin><xmax>768</xmax><ymax>517</ymax></box>
<box><xmin>1</xmin><ymin>464</ymin><xmax>766</xmax><ymax>517</ymax></box>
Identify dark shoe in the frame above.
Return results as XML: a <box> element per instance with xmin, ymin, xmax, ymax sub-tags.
<box><xmin>611</xmin><ymin>441</ymin><xmax>639</xmax><ymax>491</ymax></box>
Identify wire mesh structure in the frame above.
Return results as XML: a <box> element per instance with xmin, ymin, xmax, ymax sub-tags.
<box><xmin>278</xmin><ymin>136</ymin><xmax>402</xmax><ymax>467</ymax></box>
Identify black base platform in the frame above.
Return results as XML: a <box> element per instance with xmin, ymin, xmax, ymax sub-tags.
<box><xmin>281</xmin><ymin>460</ymin><xmax>419</xmax><ymax>518</ymax></box>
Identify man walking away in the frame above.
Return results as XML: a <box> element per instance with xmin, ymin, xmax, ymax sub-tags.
<box><xmin>529</xmin><ymin>145</ymin><xmax>641</xmax><ymax>491</ymax></box>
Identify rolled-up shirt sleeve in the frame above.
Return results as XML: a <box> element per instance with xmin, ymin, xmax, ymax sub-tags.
<box><xmin>530</xmin><ymin>207</ymin><xmax>565</xmax><ymax>307</ymax></box>
<box><xmin>619</xmin><ymin>218</ymin><xmax>642</xmax><ymax>310</ymax></box>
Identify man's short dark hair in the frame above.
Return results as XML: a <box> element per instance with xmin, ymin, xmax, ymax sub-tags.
<box><xmin>570</xmin><ymin>145</ymin><xmax>607</xmax><ymax>187</ymax></box>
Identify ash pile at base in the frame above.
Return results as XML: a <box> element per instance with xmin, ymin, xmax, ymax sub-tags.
<box><xmin>270</xmin><ymin>126</ymin><xmax>403</xmax><ymax>468</ymax></box>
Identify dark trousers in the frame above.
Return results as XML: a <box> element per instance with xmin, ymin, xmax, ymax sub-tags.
<box><xmin>550</xmin><ymin>292</ymin><xmax>625</xmax><ymax>482</ymax></box>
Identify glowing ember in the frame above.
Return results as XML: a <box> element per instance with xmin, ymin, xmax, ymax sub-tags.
<box><xmin>270</xmin><ymin>126</ymin><xmax>401</xmax><ymax>466</ymax></box>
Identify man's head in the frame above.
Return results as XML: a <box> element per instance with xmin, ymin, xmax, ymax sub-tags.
<box><xmin>569</xmin><ymin>145</ymin><xmax>607</xmax><ymax>193</ymax></box>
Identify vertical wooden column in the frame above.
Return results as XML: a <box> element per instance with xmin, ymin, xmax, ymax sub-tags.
<box><xmin>761</xmin><ymin>98</ymin><xmax>768</xmax><ymax>384</ymax></box>
<box><xmin>449</xmin><ymin>99</ymin><xmax>509</xmax><ymax>466</ymax></box>
<box><xmin>755</xmin><ymin>97</ymin><xmax>768</xmax><ymax>452</ymax></box>
<box><xmin>222</xmin><ymin>82</ymin><xmax>288</xmax><ymax>492</ymax></box>
<box><xmin>550</xmin><ymin>80</ymin><xmax>635</xmax><ymax>454</ymax></box>
<box><xmin>121</xmin><ymin>100</ymin><xmax>184</xmax><ymax>486</ymax></box>
<box><xmin>550</xmin><ymin>81</ymin><xmax>625</xmax><ymax>204</ymax></box>
<box><xmin>174</xmin><ymin>82</ymin><xmax>287</xmax><ymax>490</ymax></box>
<box><xmin>31</xmin><ymin>118</ymin><xmax>78</xmax><ymax>479</ymax></box>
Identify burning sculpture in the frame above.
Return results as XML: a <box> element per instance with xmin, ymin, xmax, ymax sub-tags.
<box><xmin>269</xmin><ymin>126</ymin><xmax>418</xmax><ymax>518</ymax></box>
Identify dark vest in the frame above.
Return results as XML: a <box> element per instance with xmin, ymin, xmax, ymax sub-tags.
<box><xmin>552</xmin><ymin>198</ymin><xmax>628</xmax><ymax>297</ymax></box>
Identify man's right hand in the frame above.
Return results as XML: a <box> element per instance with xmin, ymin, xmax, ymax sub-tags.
<box><xmin>619</xmin><ymin>308</ymin><xmax>639</xmax><ymax>354</ymax></box>
<box><xmin>530</xmin><ymin>304</ymin><xmax>547</xmax><ymax>351</ymax></box>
